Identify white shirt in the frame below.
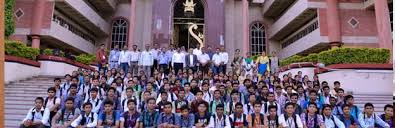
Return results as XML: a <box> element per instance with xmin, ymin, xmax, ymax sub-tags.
<box><xmin>189</xmin><ymin>54</ymin><xmax>194</xmax><ymax>66</ymax></box>
<box><xmin>156</xmin><ymin>92</ymin><xmax>178</xmax><ymax>104</ymax></box>
<box><xmin>118</xmin><ymin>50</ymin><xmax>131</xmax><ymax>65</ymax></box>
<box><xmin>198</xmin><ymin>53</ymin><xmax>210</xmax><ymax>64</ymax></box>
<box><xmin>23</xmin><ymin>107</ymin><xmax>50</xmax><ymax>126</ymax></box>
<box><xmin>212</xmin><ymin>54</ymin><xmax>222</xmax><ymax>65</ymax></box>
<box><xmin>71</xmin><ymin>112</ymin><xmax>98</xmax><ymax>127</ymax></box>
<box><xmin>44</xmin><ymin>97</ymin><xmax>61</xmax><ymax>110</ymax></box>
<box><xmin>172</xmin><ymin>52</ymin><xmax>185</xmax><ymax>66</ymax></box>
<box><xmin>278</xmin><ymin>114</ymin><xmax>303</xmax><ymax>128</ymax></box>
<box><xmin>203</xmin><ymin>91</ymin><xmax>212</xmax><ymax>102</ymax></box>
<box><xmin>243</xmin><ymin>103</ymin><xmax>254</xmax><ymax>115</ymax></box>
<box><xmin>129</xmin><ymin>50</ymin><xmax>140</xmax><ymax>62</ymax></box>
<box><xmin>150</xmin><ymin>49</ymin><xmax>159</xmax><ymax>60</ymax></box>
<box><xmin>219</xmin><ymin>52</ymin><xmax>229</xmax><ymax>64</ymax></box>
<box><xmin>323</xmin><ymin>115</ymin><xmax>345</xmax><ymax>128</ymax></box>
<box><xmin>193</xmin><ymin>48</ymin><xmax>202</xmax><ymax>56</ymax></box>
<box><xmin>84</xmin><ymin>97</ymin><xmax>102</xmax><ymax>113</ymax></box>
<box><xmin>208</xmin><ymin>114</ymin><xmax>231</xmax><ymax>128</ymax></box>
<box><xmin>138</xmin><ymin>50</ymin><xmax>154</xmax><ymax>66</ymax></box>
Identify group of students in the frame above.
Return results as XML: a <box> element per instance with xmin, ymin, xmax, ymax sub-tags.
<box><xmin>20</xmin><ymin>47</ymin><xmax>393</xmax><ymax>128</ymax></box>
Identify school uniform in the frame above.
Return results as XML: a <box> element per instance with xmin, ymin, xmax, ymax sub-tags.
<box><xmin>70</xmin><ymin>112</ymin><xmax>98</xmax><ymax>128</ymax></box>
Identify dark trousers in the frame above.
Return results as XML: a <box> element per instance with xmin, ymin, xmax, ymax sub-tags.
<box><xmin>97</xmin><ymin>63</ymin><xmax>107</xmax><ymax>73</ymax></box>
<box><xmin>200</xmin><ymin>64</ymin><xmax>209</xmax><ymax>74</ymax></box>
<box><xmin>159</xmin><ymin>64</ymin><xmax>169</xmax><ymax>75</ymax></box>
<box><xmin>120</xmin><ymin>63</ymin><xmax>129</xmax><ymax>73</ymax></box>
<box><xmin>174</xmin><ymin>63</ymin><xmax>184</xmax><ymax>74</ymax></box>
<box><xmin>187</xmin><ymin>66</ymin><xmax>197</xmax><ymax>73</ymax></box>
<box><xmin>220</xmin><ymin>64</ymin><xmax>227</xmax><ymax>74</ymax></box>
<box><xmin>152</xmin><ymin>59</ymin><xmax>158</xmax><ymax>75</ymax></box>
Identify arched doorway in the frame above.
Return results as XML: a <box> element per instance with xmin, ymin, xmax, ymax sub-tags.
<box><xmin>172</xmin><ymin>0</ymin><xmax>205</xmax><ymax>49</ymax></box>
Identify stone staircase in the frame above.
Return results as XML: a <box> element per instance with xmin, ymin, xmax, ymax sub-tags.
<box><xmin>353</xmin><ymin>93</ymin><xmax>393</xmax><ymax>115</ymax></box>
<box><xmin>5</xmin><ymin>76</ymin><xmax>59</xmax><ymax>128</ymax></box>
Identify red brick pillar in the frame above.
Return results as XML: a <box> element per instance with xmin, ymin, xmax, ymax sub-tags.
<box><xmin>326</xmin><ymin>0</ymin><xmax>342</xmax><ymax>48</ymax></box>
<box><xmin>30</xmin><ymin>0</ymin><xmax>46</xmax><ymax>48</ymax></box>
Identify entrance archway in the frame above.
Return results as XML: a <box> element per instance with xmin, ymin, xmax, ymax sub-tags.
<box><xmin>172</xmin><ymin>0</ymin><xmax>205</xmax><ymax>49</ymax></box>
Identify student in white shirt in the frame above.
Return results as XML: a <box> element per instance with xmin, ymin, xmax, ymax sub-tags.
<box><xmin>211</xmin><ymin>48</ymin><xmax>222</xmax><ymax>75</ymax></box>
<box><xmin>71</xmin><ymin>102</ymin><xmax>98</xmax><ymax>128</ymax></box>
<box><xmin>322</xmin><ymin>104</ymin><xmax>345</xmax><ymax>128</ymax></box>
<box><xmin>129</xmin><ymin>45</ymin><xmax>140</xmax><ymax>76</ymax></box>
<box><xmin>278</xmin><ymin>102</ymin><xmax>303</xmax><ymax>128</ymax></box>
<box><xmin>118</xmin><ymin>45</ymin><xmax>131</xmax><ymax>74</ymax></box>
<box><xmin>83</xmin><ymin>88</ymin><xmax>102</xmax><ymax>114</ymax></box>
<box><xmin>44</xmin><ymin>87</ymin><xmax>61</xmax><ymax>126</ymax></box>
<box><xmin>172</xmin><ymin>48</ymin><xmax>185</xmax><ymax>74</ymax></box>
<box><xmin>208</xmin><ymin>104</ymin><xmax>231</xmax><ymax>128</ymax></box>
<box><xmin>219</xmin><ymin>46</ymin><xmax>229</xmax><ymax>74</ymax></box>
<box><xmin>138</xmin><ymin>45</ymin><xmax>154</xmax><ymax>77</ymax></box>
<box><xmin>193</xmin><ymin>43</ymin><xmax>202</xmax><ymax>56</ymax></box>
<box><xmin>21</xmin><ymin>97</ymin><xmax>50</xmax><ymax>128</ymax></box>
<box><xmin>358</xmin><ymin>103</ymin><xmax>390</xmax><ymax>128</ymax></box>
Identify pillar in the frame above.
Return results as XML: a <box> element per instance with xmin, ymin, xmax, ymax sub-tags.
<box><xmin>374</xmin><ymin>1</ymin><xmax>392</xmax><ymax>49</ymax></box>
<box><xmin>128</xmin><ymin>0</ymin><xmax>137</xmax><ymax>49</ymax></box>
<box><xmin>326</xmin><ymin>0</ymin><xmax>342</xmax><ymax>48</ymax></box>
<box><xmin>0</xmin><ymin>0</ymin><xmax>5</xmax><ymax>127</ymax></box>
<box><xmin>242</xmin><ymin>0</ymin><xmax>249</xmax><ymax>56</ymax></box>
<box><xmin>30</xmin><ymin>0</ymin><xmax>45</xmax><ymax>48</ymax></box>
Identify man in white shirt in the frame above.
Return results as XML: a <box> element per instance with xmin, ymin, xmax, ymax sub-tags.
<box><xmin>138</xmin><ymin>45</ymin><xmax>154</xmax><ymax>77</ymax></box>
<box><xmin>219</xmin><ymin>46</ymin><xmax>229</xmax><ymax>74</ymax></box>
<box><xmin>108</xmin><ymin>45</ymin><xmax>120</xmax><ymax>70</ymax></box>
<box><xmin>358</xmin><ymin>103</ymin><xmax>390</xmax><ymax>128</ymax></box>
<box><xmin>211</xmin><ymin>48</ymin><xmax>222</xmax><ymax>75</ymax></box>
<box><xmin>198</xmin><ymin>48</ymin><xmax>211</xmax><ymax>74</ymax></box>
<box><xmin>21</xmin><ymin>97</ymin><xmax>50</xmax><ymax>128</ymax></box>
<box><xmin>71</xmin><ymin>102</ymin><xmax>98</xmax><ymax>128</ymax></box>
<box><xmin>118</xmin><ymin>45</ymin><xmax>131</xmax><ymax>73</ymax></box>
<box><xmin>279</xmin><ymin>102</ymin><xmax>303</xmax><ymax>128</ymax></box>
<box><xmin>129</xmin><ymin>45</ymin><xmax>140</xmax><ymax>76</ymax></box>
<box><xmin>193</xmin><ymin>43</ymin><xmax>202</xmax><ymax>56</ymax></box>
<box><xmin>172</xmin><ymin>48</ymin><xmax>185</xmax><ymax>74</ymax></box>
<box><xmin>322</xmin><ymin>104</ymin><xmax>345</xmax><ymax>128</ymax></box>
<box><xmin>185</xmin><ymin>48</ymin><xmax>198</xmax><ymax>72</ymax></box>
<box><xmin>208</xmin><ymin>104</ymin><xmax>231</xmax><ymax>128</ymax></box>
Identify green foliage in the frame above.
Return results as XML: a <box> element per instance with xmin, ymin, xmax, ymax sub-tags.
<box><xmin>251</xmin><ymin>55</ymin><xmax>260</xmax><ymax>61</ymax></box>
<box><xmin>75</xmin><ymin>54</ymin><xmax>96</xmax><ymax>65</ymax></box>
<box><xmin>5</xmin><ymin>0</ymin><xmax>15</xmax><ymax>37</ymax></box>
<box><xmin>279</xmin><ymin>48</ymin><xmax>390</xmax><ymax>66</ymax></box>
<box><xmin>43</xmin><ymin>48</ymin><xmax>53</xmax><ymax>55</ymax></box>
<box><xmin>5</xmin><ymin>40</ymin><xmax>40</xmax><ymax>60</ymax></box>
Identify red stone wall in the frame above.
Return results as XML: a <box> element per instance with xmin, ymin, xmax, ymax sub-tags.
<box><xmin>319</xmin><ymin>8</ymin><xmax>377</xmax><ymax>36</ymax></box>
<box><xmin>14</xmin><ymin>0</ymin><xmax>54</xmax><ymax>29</ymax></box>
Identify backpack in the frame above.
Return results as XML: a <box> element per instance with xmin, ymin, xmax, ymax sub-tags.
<box><xmin>284</xmin><ymin>114</ymin><xmax>300</xmax><ymax>128</ymax></box>
<box><xmin>304</xmin><ymin>114</ymin><xmax>318</xmax><ymax>128</ymax></box>
<box><xmin>194</xmin><ymin>113</ymin><xmax>210</xmax><ymax>126</ymax></box>
<box><xmin>60</xmin><ymin>108</ymin><xmax>76</xmax><ymax>122</ymax></box>
<box><xmin>80</xmin><ymin>112</ymin><xmax>95</xmax><ymax>125</ymax></box>
<box><xmin>102</xmin><ymin>111</ymin><xmax>117</xmax><ymax>126</ymax></box>
<box><xmin>230</xmin><ymin>114</ymin><xmax>247</xmax><ymax>127</ymax></box>
<box><xmin>264</xmin><ymin>102</ymin><xmax>277</xmax><ymax>113</ymax></box>
<box><xmin>122</xmin><ymin>111</ymin><xmax>140</xmax><ymax>127</ymax></box>
<box><xmin>251</xmin><ymin>113</ymin><xmax>265</xmax><ymax>126</ymax></box>
<box><xmin>338</xmin><ymin>114</ymin><xmax>355</xmax><ymax>125</ymax></box>
<box><xmin>210</xmin><ymin>100</ymin><xmax>223</xmax><ymax>112</ymax></box>
<box><xmin>267</xmin><ymin>115</ymin><xmax>279</xmax><ymax>127</ymax></box>
<box><xmin>363</xmin><ymin>113</ymin><xmax>379</xmax><ymax>127</ymax></box>
<box><xmin>246</xmin><ymin>104</ymin><xmax>252</xmax><ymax>114</ymax></box>
<box><xmin>122</xmin><ymin>96</ymin><xmax>137</xmax><ymax>111</ymax></box>
<box><xmin>62</xmin><ymin>83</ymin><xmax>71</xmax><ymax>96</ymax></box>
<box><xmin>31</xmin><ymin>108</ymin><xmax>45</xmax><ymax>121</ymax></box>
<box><xmin>88</xmin><ymin>98</ymin><xmax>100</xmax><ymax>108</ymax></box>
<box><xmin>323</xmin><ymin>115</ymin><xmax>338</xmax><ymax>128</ymax></box>
<box><xmin>174</xmin><ymin>100</ymin><xmax>188</xmax><ymax>113</ymax></box>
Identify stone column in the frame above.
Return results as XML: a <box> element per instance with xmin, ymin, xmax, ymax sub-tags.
<box><xmin>326</xmin><ymin>0</ymin><xmax>342</xmax><ymax>48</ymax></box>
<box><xmin>374</xmin><ymin>0</ymin><xmax>392</xmax><ymax>49</ymax></box>
<box><xmin>31</xmin><ymin>0</ymin><xmax>46</xmax><ymax>48</ymax></box>
<box><xmin>242</xmin><ymin>0</ymin><xmax>249</xmax><ymax>56</ymax></box>
<box><xmin>128</xmin><ymin>0</ymin><xmax>137</xmax><ymax>49</ymax></box>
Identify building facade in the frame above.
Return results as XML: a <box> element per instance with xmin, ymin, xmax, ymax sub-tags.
<box><xmin>10</xmin><ymin>0</ymin><xmax>393</xmax><ymax>59</ymax></box>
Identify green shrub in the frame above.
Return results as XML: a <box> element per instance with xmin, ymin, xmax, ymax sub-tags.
<box><xmin>43</xmin><ymin>48</ymin><xmax>53</xmax><ymax>55</ymax></box>
<box><xmin>5</xmin><ymin>0</ymin><xmax>15</xmax><ymax>37</ymax></box>
<box><xmin>75</xmin><ymin>54</ymin><xmax>96</xmax><ymax>65</ymax></box>
<box><xmin>279</xmin><ymin>48</ymin><xmax>390</xmax><ymax>66</ymax></box>
<box><xmin>5</xmin><ymin>40</ymin><xmax>40</xmax><ymax>60</ymax></box>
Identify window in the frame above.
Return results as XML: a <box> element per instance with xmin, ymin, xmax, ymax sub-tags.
<box><xmin>250</xmin><ymin>22</ymin><xmax>266</xmax><ymax>56</ymax></box>
<box><xmin>111</xmin><ymin>18</ymin><xmax>128</xmax><ymax>49</ymax></box>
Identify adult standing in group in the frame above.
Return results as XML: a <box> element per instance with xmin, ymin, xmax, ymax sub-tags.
<box><xmin>231</xmin><ymin>49</ymin><xmax>243</xmax><ymax>75</ymax></box>
<box><xmin>158</xmin><ymin>48</ymin><xmax>170</xmax><ymax>75</ymax></box>
<box><xmin>139</xmin><ymin>44</ymin><xmax>154</xmax><ymax>77</ymax></box>
<box><xmin>185</xmin><ymin>48</ymin><xmax>199</xmax><ymax>73</ymax></box>
<box><xmin>118</xmin><ymin>45</ymin><xmax>131</xmax><ymax>74</ymax></box>
<box><xmin>129</xmin><ymin>45</ymin><xmax>140</xmax><ymax>76</ymax></box>
<box><xmin>172</xmin><ymin>48</ymin><xmax>185</xmax><ymax>75</ymax></box>
<box><xmin>96</xmin><ymin>44</ymin><xmax>108</xmax><ymax>73</ymax></box>
<box><xmin>270</xmin><ymin>51</ymin><xmax>279</xmax><ymax>74</ymax></box>
<box><xmin>198</xmin><ymin>48</ymin><xmax>211</xmax><ymax>74</ymax></box>
<box><xmin>166</xmin><ymin>45</ymin><xmax>174</xmax><ymax>72</ymax></box>
<box><xmin>219</xmin><ymin>46</ymin><xmax>229</xmax><ymax>74</ymax></box>
<box><xmin>150</xmin><ymin>43</ymin><xmax>160</xmax><ymax>75</ymax></box>
<box><xmin>255</xmin><ymin>51</ymin><xmax>270</xmax><ymax>76</ymax></box>
<box><xmin>108</xmin><ymin>45</ymin><xmax>120</xmax><ymax>70</ymax></box>
<box><xmin>193</xmin><ymin>44</ymin><xmax>202</xmax><ymax>57</ymax></box>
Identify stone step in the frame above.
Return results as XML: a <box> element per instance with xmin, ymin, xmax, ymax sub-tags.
<box><xmin>7</xmin><ymin>83</ymin><xmax>54</xmax><ymax>86</ymax></box>
<box><xmin>5</xmin><ymin>109</ymin><xmax>31</xmax><ymax>115</ymax></box>
<box><xmin>5</xmin><ymin>88</ymin><xmax>48</xmax><ymax>91</ymax></box>
<box><xmin>5</xmin><ymin>90</ymin><xmax>48</xmax><ymax>95</ymax></box>
<box><xmin>5</xmin><ymin>93</ymin><xmax>47</xmax><ymax>97</ymax></box>
<box><xmin>6</xmin><ymin>120</ymin><xmax>21</xmax><ymax>128</ymax></box>
<box><xmin>5</xmin><ymin>100</ymin><xmax>41</xmax><ymax>105</ymax></box>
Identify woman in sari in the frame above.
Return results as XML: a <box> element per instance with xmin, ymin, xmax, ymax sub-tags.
<box><xmin>255</xmin><ymin>51</ymin><xmax>270</xmax><ymax>76</ymax></box>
